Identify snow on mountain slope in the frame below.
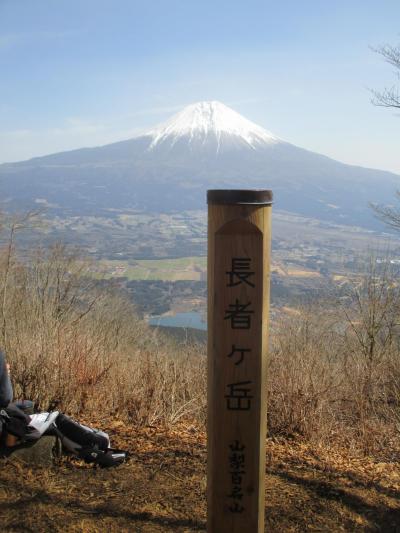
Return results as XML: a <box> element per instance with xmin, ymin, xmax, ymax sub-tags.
<box><xmin>1</xmin><ymin>100</ymin><xmax>399</xmax><ymax>229</ymax></box>
<box><xmin>144</xmin><ymin>101</ymin><xmax>281</xmax><ymax>152</ymax></box>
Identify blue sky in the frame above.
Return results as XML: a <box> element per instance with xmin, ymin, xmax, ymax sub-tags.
<box><xmin>0</xmin><ymin>0</ymin><xmax>399</xmax><ymax>172</ymax></box>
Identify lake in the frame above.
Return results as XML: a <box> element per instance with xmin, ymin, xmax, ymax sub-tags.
<box><xmin>148</xmin><ymin>311</ymin><xmax>207</xmax><ymax>331</ymax></box>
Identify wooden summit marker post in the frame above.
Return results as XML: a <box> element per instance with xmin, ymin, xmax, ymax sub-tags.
<box><xmin>207</xmin><ymin>189</ymin><xmax>272</xmax><ymax>533</ymax></box>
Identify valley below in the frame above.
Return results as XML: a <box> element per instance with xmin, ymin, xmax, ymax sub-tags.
<box><xmin>18</xmin><ymin>207</ymin><xmax>400</xmax><ymax>327</ymax></box>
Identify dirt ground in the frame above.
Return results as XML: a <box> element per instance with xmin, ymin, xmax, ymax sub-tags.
<box><xmin>1</xmin><ymin>421</ymin><xmax>399</xmax><ymax>532</ymax></box>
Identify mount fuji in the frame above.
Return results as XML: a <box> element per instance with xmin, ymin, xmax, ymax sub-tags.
<box><xmin>0</xmin><ymin>101</ymin><xmax>399</xmax><ymax>229</ymax></box>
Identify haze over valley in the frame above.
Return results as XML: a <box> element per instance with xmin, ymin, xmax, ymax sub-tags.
<box><xmin>2</xmin><ymin>101</ymin><xmax>399</xmax><ymax>325</ymax></box>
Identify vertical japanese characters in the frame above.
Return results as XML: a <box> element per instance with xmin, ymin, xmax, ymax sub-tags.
<box><xmin>208</xmin><ymin>190</ymin><xmax>271</xmax><ymax>533</ymax></box>
<box><xmin>224</xmin><ymin>257</ymin><xmax>255</xmax><ymax>513</ymax></box>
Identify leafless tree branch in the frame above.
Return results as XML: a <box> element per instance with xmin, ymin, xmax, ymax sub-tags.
<box><xmin>371</xmin><ymin>43</ymin><xmax>400</xmax><ymax>109</ymax></box>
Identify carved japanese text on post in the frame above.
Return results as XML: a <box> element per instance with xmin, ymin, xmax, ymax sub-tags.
<box><xmin>211</xmin><ymin>218</ymin><xmax>264</xmax><ymax>531</ymax></box>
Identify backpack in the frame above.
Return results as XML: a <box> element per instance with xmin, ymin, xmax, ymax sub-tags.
<box><xmin>49</xmin><ymin>414</ymin><xmax>127</xmax><ymax>467</ymax></box>
<box><xmin>0</xmin><ymin>404</ymin><xmax>31</xmax><ymax>446</ymax></box>
<box><xmin>0</xmin><ymin>408</ymin><xmax>127</xmax><ymax>467</ymax></box>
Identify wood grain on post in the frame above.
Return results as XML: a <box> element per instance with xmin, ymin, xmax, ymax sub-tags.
<box><xmin>207</xmin><ymin>189</ymin><xmax>272</xmax><ymax>533</ymax></box>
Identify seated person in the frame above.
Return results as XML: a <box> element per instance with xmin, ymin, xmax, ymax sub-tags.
<box><xmin>0</xmin><ymin>351</ymin><xmax>19</xmax><ymax>447</ymax></box>
<box><xmin>0</xmin><ymin>352</ymin><xmax>73</xmax><ymax>448</ymax></box>
<box><xmin>0</xmin><ymin>350</ymin><xmax>126</xmax><ymax>466</ymax></box>
<box><xmin>0</xmin><ymin>350</ymin><xmax>13</xmax><ymax>409</ymax></box>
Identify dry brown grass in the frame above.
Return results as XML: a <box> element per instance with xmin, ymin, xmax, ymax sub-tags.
<box><xmin>0</xmin><ymin>221</ymin><xmax>399</xmax><ymax>458</ymax></box>
<box><xmin>0</xmin><ymin>238</ymin><xmax>206</xmax><ymax>427</ymax></box>
<box><xmin>0</xmin><ymin>219</ymin><xmax>400</xmax><ymax>531</ymax></box>
<box><xmin>1</xmin><ymin>423</ymin><xmax>399</xmax><ymax>532</ymax></box>
<box><xmin>269</xmin><ymin>296</ymin><xmax>400</xmax><ymax>457</ymax></box>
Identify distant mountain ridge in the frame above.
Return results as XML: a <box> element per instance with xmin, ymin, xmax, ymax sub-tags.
<box><xmin>0</xmin><ymin>101</ymin><xmax>399</xmax><ymax>228</ymax></box>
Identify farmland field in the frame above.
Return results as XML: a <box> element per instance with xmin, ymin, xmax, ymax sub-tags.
<box><xmin>92</xmin><ymin>256</ymin><xmax>207</xmax><ymax>282</ymax></box>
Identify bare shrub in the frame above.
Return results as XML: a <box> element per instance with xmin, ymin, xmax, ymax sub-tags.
<box><xmin>107</xmin><ymin>339</ymin><xmax>206</xmax><ymax>426</ymax></box>
<box><xmin>339</xmin><ymin>259</ymin><xmax>400</xmax><ymax>453</ymax></box>
<box><xmin>0</xmin><ymin>231</ymin><xmax>206</xmax><ymax>427</ymax></box>
<box><xmin>268</xmin><ymin>259</ymin><xmax>400</xmax><ymax>455</ymax></box>
<box><xmin>0</xmin><ymin>219</ymin><xmax>399</xmax><ymax>454</ymax></box>
<box><xmin>1</xmin><ymin>244</ymin><xmax>124</xmax><ymax>411</ymax></box>
<box><xmin>268</xmin><ymin>305</ymin><xmax>343</xmax><ymax>442</ymax></box>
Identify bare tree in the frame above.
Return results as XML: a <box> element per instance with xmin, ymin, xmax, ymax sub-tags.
<box><xmin>0</xmin><ymin>211</ymin><xmax>42</xmax><ymax>349</ymax></box>
<box><xmin>371</xmin><ymin>190</ymin><xmax>400</xmax><ymax>230</ymax></box>
<box><xmin>370</xmin><ymin>42</ymin><xmax>400</xmax><ymax>227</ymax></box>
<box><xmin>341</xmin><ymin>259</ymin><xmax>400</xmax><ymax>400</ymax></box>
<box><xmin>371</xmin><ymin>43</ymin><xmax>400</xmax><ymax>109</ymax></box>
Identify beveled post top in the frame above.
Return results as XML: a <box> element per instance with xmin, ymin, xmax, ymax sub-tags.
<box><xmin>207</xmin><ymin>189</ymin><xmax>273</xmax><ymax>206</ymax></box>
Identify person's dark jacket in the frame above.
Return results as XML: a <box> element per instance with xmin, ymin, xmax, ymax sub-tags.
<box><xmin>0</xmin><ymin>350</ymin><xmax>13</xmax><ymax>407</ymax></box>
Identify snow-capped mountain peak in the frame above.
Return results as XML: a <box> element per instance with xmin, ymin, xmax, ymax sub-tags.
<box><xmin>144</xmin><ymin>101</ymin><xmax>280</xmax><ymax>152</ymax></box>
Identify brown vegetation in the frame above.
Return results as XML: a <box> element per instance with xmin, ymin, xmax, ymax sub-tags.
<box><xmin>1</xmin><ymin>424</ymin><xmax>399</xmax><ymax>532</ymax></box>
<box><xmin>0</xmin><ymin>215</ymin><xmax>399</xmax><ymax>460</ymax></box>
<box><xmin>0</xmin><ymin>215</ymin><xmax>206</xmax><ymax>427</ymax></box>
<box><xmin>270</xmin><ymin>259</ymin><xmax>400</xmax><ymax>457</ymax></box>
<box><xmin>1</xmin><ymin>216</ymin><xmax>400</xmax><ymax>531</ymax></box>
